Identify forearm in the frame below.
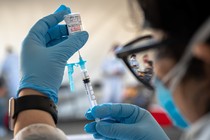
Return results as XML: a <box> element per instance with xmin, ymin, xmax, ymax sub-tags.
<box><xmin>14</xmin><ymin>89</ymin><xmax>56</xmax><ymax>135</ymax></box>
<box><xmin>13</xmin><ymin>4</ymin><xmax>88</xmax><ymax>137</ymax></box>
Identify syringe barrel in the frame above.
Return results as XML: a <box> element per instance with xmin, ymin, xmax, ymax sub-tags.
<box><xmin>83</xmin><ymin>78</ymin><xmax>98</xmax><ymax>108</ymax></box>
<box><xmin>80</xmin><ymin>68</ymin><xmax>98</xmax><ymax>107</ymax></box>
<box><xmin>79</xmin><ymin>59</ymin><xmax>100</xmax><ymax>122</ymax></box>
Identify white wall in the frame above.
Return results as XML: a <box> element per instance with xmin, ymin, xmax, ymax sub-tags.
<box><xmin>0</xmin><ymin>0</ymin><xmax>143</xmax><ymax>86</ymax></box>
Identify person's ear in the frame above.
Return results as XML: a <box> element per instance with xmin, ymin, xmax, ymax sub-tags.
<box><xmin>193</xmin><ymin>43</ymin><xmax>210</xmax><ymax>64</ymax></box>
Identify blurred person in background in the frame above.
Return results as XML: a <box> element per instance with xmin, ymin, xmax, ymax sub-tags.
<box><xmin>84</xmin><ymin>0</ymin><xmax>210</xmax><ymax>140</ymax></box>
<box><xmin>2</xmin><ymin>46</ymin><xmax>19</xmax><ymax>98</ymax></box>
<box><xmin>101</xmin><ymin>43</ymin><xmax>126</xmax><ymax>103</ymax></box>
<box><xmin>0</xmin><ymin>76</ymin><xmax>7</xmax><ymax>137</ymax></box>
<box><xmin>129</xmin><ymin>54</ymin><xmax>142</xmax><ymax>74</ymax></box>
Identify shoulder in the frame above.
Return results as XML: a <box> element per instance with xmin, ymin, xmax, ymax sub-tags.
<box><xmin>197</xmin><ymin>123</ymin><xmax>210</xmax><ymax>140</ymax></box>
<box><xmin>181</xmin><ymin>114</ymin><xmax>210</xmax><ymax>140</ymax></box>
<box><xmin>194</xmin><ymin>115</ymin><xmax>210</xmax><ymax>140</ymax></box>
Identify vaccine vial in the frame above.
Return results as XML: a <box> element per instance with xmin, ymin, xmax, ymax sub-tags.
<box><xmin>64</xmin><ymin>13</ymin><xmax>83</xmax><ymax>33</ymax></box>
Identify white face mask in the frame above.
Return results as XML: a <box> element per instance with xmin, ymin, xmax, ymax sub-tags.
<box><xmin>14</xmin><ymin>124</ymin><xmax>68</xmax><ymax>140</ymax></box>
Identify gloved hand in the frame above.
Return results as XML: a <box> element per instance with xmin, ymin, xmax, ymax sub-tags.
<box><xmin>18</xmin><ymin>5</ymin><xmax>89</xmax><ymax>103</ymax></box>
<box><xmin>85</xmin><ymin>103</ymin><xmax>169</xmax><ymax>140</ymax></box>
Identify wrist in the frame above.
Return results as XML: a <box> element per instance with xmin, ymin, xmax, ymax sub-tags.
<box><xmin>19</xmin><ymin>89</ymin><xmax>47</xmax><ymax>97</ymax></box>
<box><xmin>10</xmin><ymin>94</ymin><xmax>58</xmax><ymax>135</ymax></box>
<box><xmin>18</xmin><ymin>84</ymin><xmax>58</xmax><ymax>103</ymax></box>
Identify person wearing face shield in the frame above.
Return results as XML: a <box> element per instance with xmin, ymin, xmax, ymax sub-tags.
<box><xmin>8</xmin><ymin>5</ymin><xmax>89</xmax><ymax>140</ymax></box>
<box><xmin>84</xmin><ymin>0</ymin><xmax>210</xmax><ymax>140</ymax></box>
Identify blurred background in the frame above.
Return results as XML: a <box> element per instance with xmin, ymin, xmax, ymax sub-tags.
<box><xmin>0</xmin><ymin>0</ymin><xmax>182</xmax><ymax>139</ymax></box>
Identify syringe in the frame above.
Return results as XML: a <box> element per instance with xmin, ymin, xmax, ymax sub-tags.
<box><xmin>64</xmin><ymin>11</ymin><xmax>99</xmax><ymax>122</ymax></box>
<box><xmin>77</xmin><ymin>52</ymin><xmax>100</xmax><ymax>122</ymax></box>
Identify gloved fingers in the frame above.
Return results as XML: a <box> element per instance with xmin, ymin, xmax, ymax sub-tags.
<box><xmin>46</xmin><ymin>36</ymin><xmax>68</xmax><ymax>47</ymax></box>
<box><xmin>84</xmin><ymin>122</ymin><xmax>97</xmax><ymax>134</ymax></box>
<box><xmin>29</xmin><ymin>5</ymin><xmax>70</xmax><ymax>39</ymax></box>
<box><xmin>54</xmin><ymin>5</ymin><xmax>71</xmax><ymax>14</ymax></box>
<box><xmin>93</xmin><ymin>133</ymin><xmax>115</xmax><ymax>140</ymax></box>
<box><xmin>84</xmin><ymin>119</ymin><xmax>119</xmax><ymax>134</ymax></box>
<box><xmin>86</xmin><ymin>108</ymin><xmax>119</xmax><ymax>122</ymax></box>
<box><xmin>45</xmin><ymin>25</ymin><xmax>68</xmax><ymax>44</ymax></box>
<box><xmin>93</xmin><ymin>133</ymin><xmax>106</xmax><ymax>139</ymax></box>
<box><xmin>100</xmin><ymin>118</ymin><xmax>119</xmax><ymax>123</ymax></box>
<box><xmin>104</xmin><ymin>138</ymin><xmax>116</xmax><ymax>140</ymax></box>
<box><xmin>93</xmin><ymin>133</ymin><xmax>116</xmax><ymax>140</ymax></box>
<box><xmin>96</xmin><ymin>121</ymin><xmax>136</xmax><ymax>140</ymax></box>
<box><xmin>53</xmin><ymin>31</ymin><xmax>88</xmax><ymax>58</ymax></box>
<box><xmin>91</xmin><ymin>103</ymin><xmax>140</xmax><ymax>123</ymax></box>
<box><xmin>85</xmin><ymin>109</ymin><xmax>95</xmax><ymax>120</ymax></box>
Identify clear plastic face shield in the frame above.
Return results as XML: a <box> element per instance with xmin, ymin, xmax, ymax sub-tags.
<box><xmin>116</xmin><ymin>34</ymin><xmax>171</xmax><ymax>90</ymax></box>
<box><xmin>116</xmin><ymin>19</ymin><xmax>210</xmax><ymax>128</ymax></box>
<box><xmin>116</xmin><ymin>17</ymin><xmax>210</xmax><ymax>92</ymax></box>
<box><xmin>162</xmin><ymin>18</ymin><xmax>210</xmax><ymax>92</ymax></box>
<box><xmin>14</xmin><ymin>124</ymin><xmax>68</xmax><ymax>140</ymax></box>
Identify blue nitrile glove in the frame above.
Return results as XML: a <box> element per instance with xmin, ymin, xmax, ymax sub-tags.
<box><xmin>85</xmin><ymin>103</ymin><xmax>169</xmax><ymax>140</ymax></box>
<box><xmin>18</xmin><ymin>5</ymin><xmax>89</xmax><ymax>103</ymax></box>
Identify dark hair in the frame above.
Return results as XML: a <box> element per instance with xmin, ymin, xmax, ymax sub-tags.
<box><xmin>137</xmin><ymin>0</ymin><xmax>210</xmax><ymax>115</ymax></box>
<box><xmin>137</xmin><ymin>0</ymin><xmax>210</xmax><ymax>41</ymax></box>
<box><xmin>137</xmin><ymin>0</ymin><xmax>210</xmax><ymax>79</ymax></box>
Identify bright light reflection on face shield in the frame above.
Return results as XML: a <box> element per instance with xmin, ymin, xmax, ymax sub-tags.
<box><xmin>14</xmin><ymin>124</ymin><xmax>68</xmax><ymax>140</ymax></box>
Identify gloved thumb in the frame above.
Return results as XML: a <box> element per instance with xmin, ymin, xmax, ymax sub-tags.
<box><xmin>96</xmin><ymin>121</ymin><xmax>139</xmax><ymax>140</ymax></box>
<box><xmin>54</xmin><ymin>5</ymin><xmax>71</xmax><ymax>14</ymax></box>
<box><xmin>54</xmin><ymin>31</ymin><xmax>89</xmax><ymax>59</ymax></box>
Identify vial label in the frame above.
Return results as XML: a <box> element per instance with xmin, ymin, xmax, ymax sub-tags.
<box><xmin>70</xmin><ymin>25</ymin><xmax>82</xmax><ymax>32</ymax></box>
<box><xmin>64</xmin><ymin>13</ymin><xmax>83</xmax><ymax>33</ymax></box>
